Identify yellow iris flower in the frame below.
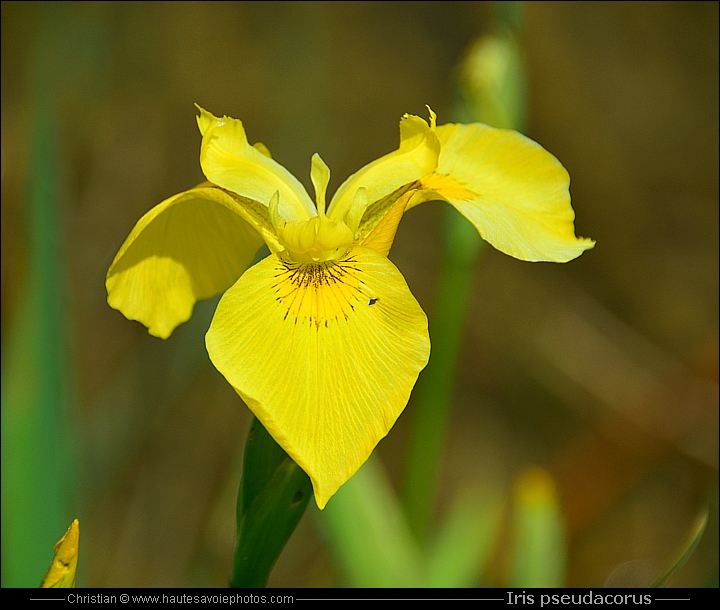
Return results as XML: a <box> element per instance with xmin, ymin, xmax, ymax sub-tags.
<box><xmin>106</xmin><ymin>105</ymin><xmax>593</xmax><ymax>509</ymax></box>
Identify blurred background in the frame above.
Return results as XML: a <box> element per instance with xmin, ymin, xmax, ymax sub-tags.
<box><xmin>1</xmin><ymin>1</ymin><xmax>717</xmax><ymax>588</ymax></box>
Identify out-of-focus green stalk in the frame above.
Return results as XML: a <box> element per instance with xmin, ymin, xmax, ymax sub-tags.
<box><xmin>0</xmin><ymin>33</ymin><xmax>75</xmax><ymax>586</ymax></box>
<box><xmin>509</xmin><ymin>467</ymin><xmax>566</xmax><ymax>587</ymax></box>
<box><xmin>425</xmin><ymin>488</ymin><xmax>504</xmax><ymax>587</ymax></box>
<box><xmin>401</xmin><ymin>209</ymin><xmax>484</xmax><ymax>544</ymax></box>
<box><xmin>402</xmin><ymin>1</ymin><xmax>528</xmax><ymax>544</ymax></box>
<box><xmin>319</xmin><ymin>457</ymin><xmax>423</xmax><ymax>587</ymax></box>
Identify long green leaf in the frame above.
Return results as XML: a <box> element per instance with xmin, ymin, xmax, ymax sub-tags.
<box><xmin>426</xmin><ymin>489</ymin><xmax>504</xmax><ymax>587</ymax></box>
<box><xmin>1</xmin><ymin>30</ymin><xmax>74</xmax><ymax>587</ymax></box>
<box><xmin>319</xmin><ymin>457</ymin><xmax>423</xmax><ymax>587</ymax></box>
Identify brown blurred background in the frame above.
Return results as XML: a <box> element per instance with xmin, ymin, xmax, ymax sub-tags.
<box><xmin>2</xmin><ymin>2</ymin><xmax>717</xmax><ymax>587</ymax></box>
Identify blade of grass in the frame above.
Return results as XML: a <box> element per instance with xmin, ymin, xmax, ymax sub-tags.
<box><xmin>650</xmin><ymin>506</ymin><xmax>708</xmax><ymax>588</ymax></box>
<box><xmin>426</xmin><ymin>488</ymin><xmax>504</xmax><ymax>587</ymax></box>
<box><xmin>1</xmin><ymin>27</ymin><xmax>75</xmax><ymax>586</ymax></box>
<box><xmin>318</xmin><ymin>456</ymin><xmax>423</xmax><ymax>587</ymax></box>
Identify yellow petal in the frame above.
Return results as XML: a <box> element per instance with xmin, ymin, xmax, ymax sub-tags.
<box><xmin>205</xmin><ymin>247</ymin><xmax>430</xmax><ymax>508</ymax></box>
<box><xmin>310</xmin><ymin>153</ymin><xmax>331</xmax><ymax>216</ymax></box>
<box><xmin>196</xmin><ymin>105</ymin><xmax>316</xmax><ymax>222</ymax></box>
<box><xmin>360</xmin><ymin>188</ymin><xmax>415</xmax><ymax>257</ymax></box>
<box><xmin>327</xmin><ymin>111</ymin><xmax>440</xmax><ymax>225</ymax></box>
<box><xmin>40</xmin><ymin>519</ymin><xmax>79</xmax><ymax>588</ymax></box>
<box><xmin>278</xmin><ymin>215</ymin><xmax>354</xmax><ymax>262</ymax></box>
<box><xmin>415</xmin><ymin>123</ymin><xmax>594</xmax><ymax>262</ymax></box>
<box><xmin>107</xmin><ymin>185</ymin><xmax>264</xmax><ymax>339</ymax></box>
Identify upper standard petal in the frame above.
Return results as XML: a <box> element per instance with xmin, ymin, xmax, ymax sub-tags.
<box><xmin>327</xmin><ymin>111</ymin><xmax>440</xmax><ymax>227</ymax></box>
<box><xmin>196</xmin><ymin>105</ymin><xmax>316</xmax><ymax>222</ymax></box>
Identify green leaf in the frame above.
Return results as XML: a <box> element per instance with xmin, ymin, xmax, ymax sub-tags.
<box><xmin>650</xmin><ymin>507</ymin><xmax>708</xmax><ymax>588</ymax></box>
<box><xmin>230</xmin><ymin>418</ymin><xmax>312</xmax><ymax>588</ymax></box>
<box><xmin>319</xmin><ymin>456</ymin><xmax>423</xmax><ymax>587</ymax></box>
<box><xmin>426</xmin><ymin>489</ymin><xmax>504</xmax><ymax>587</ymax></box>
<box><xmin>1</xmin><ymin>22</ymin><xmax>75</xmax><ymax>586</ymax></box>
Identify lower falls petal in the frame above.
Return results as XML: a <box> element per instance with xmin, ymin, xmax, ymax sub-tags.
<box><xmin>205</xmin><ymin>246</ymin><xmax>430</xmax><ymax>508</ymax></box>
<box><xmin>106</xmin><ymin>186</ymin><xmax>264</xmax><ymax>339</ymax></box>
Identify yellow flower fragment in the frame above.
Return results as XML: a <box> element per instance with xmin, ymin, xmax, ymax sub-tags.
<box><xmin>107</xmin><ymin>106</ymin><xmax>593</xmax><ymax>508</ymax></box>
<box><xmin>40</xmin><ymin>519</ymin><xmax>80</xmax><ymax>588</ymax></box>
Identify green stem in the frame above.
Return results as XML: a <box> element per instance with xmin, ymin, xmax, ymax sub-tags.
<box><xmin>401</xmin><ymin>0</ymin><xmax>526</xmax><ymax>545</ymax></box>
<box><xmin>1</xmin><ymin>9</ymin><xmax>76</xmax><ymax>586</ymax></box>
<box><xmin>230</xmin><ymin>418</ymin><xmax>312</xmax><ymax>588</ymax></box>
<box><xmin>402</xmin><ymin>208</ymin><xmax>484</xmax><ymax>543</ymax></box>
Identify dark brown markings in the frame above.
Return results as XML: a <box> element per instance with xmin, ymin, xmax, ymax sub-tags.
<box><xmin>273</xmin><ymin>254</ymin><xmax>365</xmax><ymax>327</ymax></box>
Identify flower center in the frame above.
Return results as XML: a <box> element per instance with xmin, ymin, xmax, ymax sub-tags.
<box><xmin>271</xmin><ymin>152</ymin><xmax>356</xmax><ymax>262</ymax></box>
<box><xmin>277</xmin><ymin>215</ymin><xmax>354</xmax><ymax>262</ymax></box>
<box><xmin>272</xmin><ymin>252</ymin><xmax>363</xmax><ymax>327</ymax></box>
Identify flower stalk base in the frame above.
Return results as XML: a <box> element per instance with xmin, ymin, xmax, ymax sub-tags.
<box><xmin>231</xmin><ymin>418</ymin><xmax>312</xmax><ymax>588</ymax></box>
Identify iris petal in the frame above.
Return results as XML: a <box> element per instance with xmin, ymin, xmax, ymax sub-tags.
<box><xmin>413</xmin><ymin>122</ymin><xmax>594</xmax><ymax>262</ymax></box>
<box><xmin>327</xmin><ymin>112</ymin><xmax>440</xmax><ymax>225</ymax></box>
<box><xmin>360</xmin><ymin>188</ymin><xmax>415</xmax><ymax>257</ymax></box>
<box><xmin>196</xmin><ymin>105</ymin><xmax>316</xmax><ymax>222</ymax></box>
<box><xmin>205</xmin><ymin>246</ymin><xmax>430</xmax><ymax>508</ymax></box>
<box><xmin>106</xmin><ymin>185</ymin><xmax>264</xmax><ymax>338</ymax></box>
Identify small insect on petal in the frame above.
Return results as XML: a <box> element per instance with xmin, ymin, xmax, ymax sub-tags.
<box><xmin>368</xmin><ymin>297</ymin><xmax>379</xmax><ymax>306</ymax></box>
